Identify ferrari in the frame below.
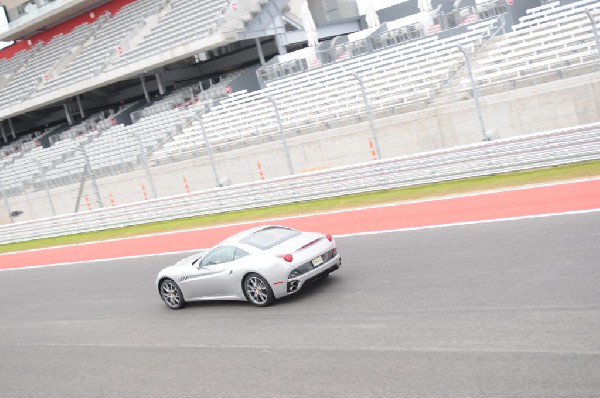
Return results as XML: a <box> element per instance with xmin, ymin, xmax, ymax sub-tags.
<box><xmin>156</xmin><ymin>225</ymin><xmax>341</xmax><ymax>309</ymax></box>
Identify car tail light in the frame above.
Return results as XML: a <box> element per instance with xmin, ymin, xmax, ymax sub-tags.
<box><xmin>277</xmin><ymin>254</ymin><xmax>293</xmax><ymax>262</ymax></box>
<box><xmin>325</xmin><ymin>234</ymin><xmax>333</xmax><ymax>242</ymax></box>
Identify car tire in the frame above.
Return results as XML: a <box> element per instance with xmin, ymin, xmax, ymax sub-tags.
<box><xmin>160</xmin><ymin>278</ymin><xmax>186</xmax><ymax>310</ymax></box>
<box><xmin>243</xmin><ymin>273</ymin><xmax>275</xmax><ymax>307</ymax></box>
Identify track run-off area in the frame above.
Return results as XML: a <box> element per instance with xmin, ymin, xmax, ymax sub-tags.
<box><xmin>0</xmin><ymin>178</ymin><xmax>599</xmax><ymax>397</ymax></box>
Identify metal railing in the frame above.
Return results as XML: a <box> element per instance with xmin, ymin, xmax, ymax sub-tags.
<box><xmin>0</xmin><ymin>123</ymin><xmax>598</xmax><ymax>244</ymax></box>
<box><xmin>257</xmin><ymin>0</ymin><xmax>509</xmax><ymax>84</ymax></box>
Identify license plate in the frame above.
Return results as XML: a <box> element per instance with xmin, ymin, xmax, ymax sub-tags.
<box><xmin>311</xmin><ymin>255</ymin><xmax>323</xmax><ymax>267</ymax></box>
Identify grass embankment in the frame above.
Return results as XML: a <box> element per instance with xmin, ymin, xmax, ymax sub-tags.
<box><xmin>1</xmin><ymin>160</ymin><xmax>599</xmax><ymax>254</ymax></box>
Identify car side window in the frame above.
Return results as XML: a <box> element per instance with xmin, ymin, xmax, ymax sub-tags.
<box><xmin>233</xmin><ymin>247</ymin><xmax>249</xmax><ymax>260</ymax></box>
<box><xmin>201</xmin><ymin>246</ymin><xmax>236</xmax><ymax>266</ymax></box>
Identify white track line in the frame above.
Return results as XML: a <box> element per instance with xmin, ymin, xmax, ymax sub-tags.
<box><xmin>1</xmin><ymin>208</ymin><xmax>599</xmax><ymax>272</ymax></box>
<box><xmin>2</xmin><ymin>177</ymin><xmax>599</xmax><ymax>258</ymax></box>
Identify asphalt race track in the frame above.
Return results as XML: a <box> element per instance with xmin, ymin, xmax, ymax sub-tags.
<box><xmin>1</xmin><ymin>212</ymin><xmax>599</xmax><ymax>397</ymax></box>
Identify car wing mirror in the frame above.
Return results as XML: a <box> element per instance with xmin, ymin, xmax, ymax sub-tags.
<box><xmin>192</xmin><ymin>257</ymin><xmax>204</xmax><ymax>269</ymax></box>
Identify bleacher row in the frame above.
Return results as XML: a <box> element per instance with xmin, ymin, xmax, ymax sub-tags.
<box><xmin>1</xmin><ymin>0</ymin><xmax>598</xmax><ymax>195</ymax></box>
<box><xmin>0</xmin><ymin>0</ymin><xmax>234</xmax><ymax>109</ymax></box>
<box><xmin>0</xmin><ymin>70</ymin><xmax>243</xmax><ymax>192</ymax></box>
<box><xmin>43</xmin><ymin>107</ymin><xmax>194</xmax><ymax>185</ymax></box>
<box><xmin>135</xmin><ymin>67</ymin><xmax>248</xmax><ymax>121</ymax></box>
<box><xmin>161</xmin><ymin>1</ymin><xmax>600</xmax><ymax>160</ymax></box>
<box><xmin>0</xmin><ymin>23</ymin><xmax>95</xmax><ymax>109</ymax></box>
<box><xmin>466</xmin><ymin>0</ymin><xmax>600</xmax><ymax>90</ymax></box>
<box><xmin>156</xmin><ymin>19</ymin><xmax>500</xmax><ymax>160</ymax></box>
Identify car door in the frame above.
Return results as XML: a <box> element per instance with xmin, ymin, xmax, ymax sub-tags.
<box><xmin>180</xmin><ymin>245</ymin><xmax>238</xmax><ymax>299</ymax></box>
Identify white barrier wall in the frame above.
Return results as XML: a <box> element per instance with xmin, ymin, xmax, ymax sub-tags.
<box><xmin>2</xmin><ymin>71</ymin><xmax>599</xmax><ymax>224</ymax></box>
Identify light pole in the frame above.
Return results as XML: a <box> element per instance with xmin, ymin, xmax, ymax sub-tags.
<box><xmin>78</xmin><ymin>144</ymin><xmax>104</xmax><ymax>209</ymax></box>
<box><xmin>195</xmin><ymin>113</ymin><xmax>221</xmax><ymax>187</ymax></box>
<box><xmin>266</xmin><ymin>96</ymin><xmax>295</xmax><ymax>175</ymax></box>
<box><xmin>586</xmin><ymin>10</ymin><xmax>600</xmax><ymax>70</ymax></box>
<box><xmin>35</xmin><ymin>159</ymin><xmax>56</xmax><ymax>216</ymax></box>
<box><xmin>352</xmin><ymin>73</ymin><xmax>383</xmax><ymax>159</ymax></box>
<box><xmin>457</xmin><ymin>44</ymin><xmax>489</xmax><ymax>141</ymax></box>
<box><xmin>130</xmin><ymin>130</ymin><xmax>157</xmax><ymax>198</ymax></box>
<box><xmin>0</xmin><ymin>176</ymin><xmax>14</xmax><ymax>223</ymax></box>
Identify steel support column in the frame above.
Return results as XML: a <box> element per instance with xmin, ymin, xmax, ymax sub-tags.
<box><xmin>0</xmin><ymin>121</ymin><xmax>6</xmax><ymax>143</ymax></box>
<box><xmin>63</xmin><ymin>104</ymin><xmax>73</xmax><ymax>125</ymax></box>
<box><xmin>8</xmin><ymin>118</ymin><xmax>16</xmax><ymax>139</ymax></box>
<box><xmin>275</xmin><ymin>33</ymin><xmax>288</xmax><ymax>55</ymax></box>
<box><xmin>140</xmin><ymin>76</ymin><xmax>150</xmax><ymax>103</ymax></box>
<box><xmin>155</xmin><ymin>72</ymin><xmax>165</xmax><ymax>95</ymax></box>
<box><xmin>273</xmin><ymin>12</ymin><xmax>287</xmax><ymax>55</ymax></box>
<box><xmin>255</xmin><ymin>38</ymin><xmax>266</xmax><ymax>65</ymax></box>
<box><xmin>76</xmin><ymin>95</ymin><xmax>85</xmax><ymax>118</ymax></box>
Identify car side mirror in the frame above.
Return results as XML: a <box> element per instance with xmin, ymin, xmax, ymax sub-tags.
<box><xmin>192</xmin><ymin>257</ymin><xmax>203</xmax><ymax>269</ymax></box>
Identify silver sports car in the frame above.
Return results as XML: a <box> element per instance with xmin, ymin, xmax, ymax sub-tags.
<box><xmin>156</xmin><ymin>225</ymin><xmax>341</xmax><ymax>309</ymax></box>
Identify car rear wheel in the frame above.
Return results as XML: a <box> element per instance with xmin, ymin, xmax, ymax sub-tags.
<box><xmin>160</xmin><ymin>279</ymin><xmax>185</xmax><ymax>310</ymax></box>
<box><xmin>244</xmin><ymin>273</ymin><xmax>275</xmax><ymax>307</ymax></box>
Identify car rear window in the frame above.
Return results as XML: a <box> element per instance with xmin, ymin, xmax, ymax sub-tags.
<box><xmin>240</xmin><ymin>227</ymin><xmax>300</xmax><ymax>250</ymax></box>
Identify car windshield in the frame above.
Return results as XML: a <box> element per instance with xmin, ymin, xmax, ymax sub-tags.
<box><xmin>240</xmin><ymin>226</ymin><xmax>300</xmax><ymax>250</ymax></box>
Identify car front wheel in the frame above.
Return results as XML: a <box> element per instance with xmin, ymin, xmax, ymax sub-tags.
<box><xmin>160</xmin><ymin>279</ymin><xmax>185</xmax><ymax>310</ymax></box>
<box><xmin>244</xmin><ymin>273</ymin><xmax>275</xmax><ymax>307</ymax></box>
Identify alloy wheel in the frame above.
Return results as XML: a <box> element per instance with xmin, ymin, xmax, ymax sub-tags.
<box><xmin>161</xmin><ymin>280</ymin><xmax>182</xmax><ymax>309</ymax></box>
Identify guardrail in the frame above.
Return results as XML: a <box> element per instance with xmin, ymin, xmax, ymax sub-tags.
<box><xmin>1</xmin><ymin>123</ymin><xmax>599</xmax><ymax>244</ymax></box>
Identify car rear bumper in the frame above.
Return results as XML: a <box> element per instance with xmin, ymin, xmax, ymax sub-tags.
<box><xmin>277</xmin><ymin>253</ymin><xmax>341</xmax><ymax>297</ymax></box>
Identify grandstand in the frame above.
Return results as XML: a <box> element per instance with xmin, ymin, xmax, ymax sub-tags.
<box><xmin>0</xmin><ymin>0</ymin><xmax>599</xmax><ymax>223</ymax></box>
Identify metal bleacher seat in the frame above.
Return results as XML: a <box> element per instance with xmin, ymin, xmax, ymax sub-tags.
<box><xmin>467</xmin><ymin>0</ymin><xmax>600</xmax><ymax>90</ymax></box>
<box><xmin>0</xmin><ymin>23</ymin><xmax>92</xmax><ymax>108</ymax></box>
<box><xmin>111</xmin><ymin>0</ymin><xmax>228</xmax><ymax>69</ymax></box>
<box><xmin>152</xmin><ymin>18</ymin><xmax>499</xmax><ymax>163</ymax></box>
<box><xmin>0</xmin><ymin>0</ymin><xmax>238</xmax><ymax>109</ymax></box>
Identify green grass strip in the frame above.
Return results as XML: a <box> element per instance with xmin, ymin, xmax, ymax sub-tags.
<box><xmin>1</xmin><ymin>159</ymin><xmax>599</xmax><ymax>254</ymax></box>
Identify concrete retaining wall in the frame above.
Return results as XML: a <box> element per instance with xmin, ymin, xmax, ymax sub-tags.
<box><xmin>3</xmin><ymin>72</ymin><xmax>599</xmax><ymax>224</ymax></box>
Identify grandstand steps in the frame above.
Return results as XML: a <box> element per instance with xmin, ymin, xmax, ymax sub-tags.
<box><xmin>44</xmin><ymin>46</ymin><xmax>86</xmax><ymax>86</ymax></box>
<box><xmin>122</xmin><ymin>14</ymin><xmax>161</xmax><ymax>53</ymax></box>
<box><xmin>105</xmin><ymin>4</ymin><xmax>169</xmax><ymax>71</ymax></box>
<box><xmin>429</xmin><ymin>35</ymin><xmax>505</xmax><ymax>106</ymax></box>
<box><xmin>126</xmin><ymin>2</ymin><xmax>171</xmax><ymax>51</ymax></box>
<box><xmin>42</xmin><ymin>15</ymin><xmax>109</xmax><ymax>88</ymax></box>
<box><xmin>0</xmin><ymin>75</ymin><xmax>9</xmax><ymax>91</ymax></box>
<box><xmin>0</xmin><ymin>43</ymin><xmax>43</xmax><ymax>91</ymax></box>
<box><xmin>221</xmin><ymin>0</ymin><xmax>268</xmax><ymax>36</ymax></box>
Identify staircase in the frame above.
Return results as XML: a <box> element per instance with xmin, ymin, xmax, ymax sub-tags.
<box><xmin>432</xmin><ymin>35</ymin><xmax>506</xmax><ymax>107</ymax></box>
<box><xmin>429</xmin><ymin>16</ymin><xmax>508</xmax><ymax>107</ymax></box>
<box><xmin>104</xmin><ymin>0</ymin><xmax>172</xmax><ymax>69</ymax></box>
<box><xmin>42</xmin><ymin>13</ymin><xmax>111</xmax><ymax>86</ymax></box>
<box><xmin>220</xmin><ymin>0</ymin><xmax>271</xmax><ymax>39</ymax></box>
<box><xmin>0</xmin><ymin>42</ymin><xmax>43</xmax><ymax>91</ymax></box>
